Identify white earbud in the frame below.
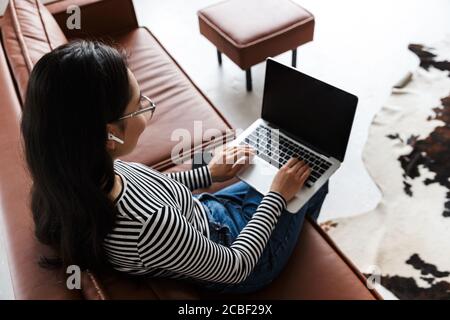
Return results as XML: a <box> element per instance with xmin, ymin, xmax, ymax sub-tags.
<box><xmin>108</xmin><ymin>132</ymin><xmax>124</xmax><ymax>144</ymax></box>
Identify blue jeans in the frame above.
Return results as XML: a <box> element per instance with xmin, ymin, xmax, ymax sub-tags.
<box><xmin>189</xmin><ymin>180</ymin><xmax>329</xmax><ymax>294</ymax></box>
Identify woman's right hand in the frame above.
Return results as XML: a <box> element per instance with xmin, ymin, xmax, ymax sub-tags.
<box><xmin>270</xmin><ymin>158</ymin><xmax>311</xmax><ymax>202</ymax></box>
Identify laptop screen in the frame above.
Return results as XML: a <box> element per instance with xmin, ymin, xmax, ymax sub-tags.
<box><xmin>261</xmin><ymin>59</ymin><xmax>357</xmax><ymax>162</ymax></box>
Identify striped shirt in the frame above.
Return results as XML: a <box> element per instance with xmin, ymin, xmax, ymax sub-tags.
<box><xmin>104</xmin><ymin>159</ymin><xmax>287</xmax><ymax>284</ymax></box>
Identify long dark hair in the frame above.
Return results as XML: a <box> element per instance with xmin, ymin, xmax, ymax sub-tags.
<box><xmin>20</xmin><ymin>40</ymin><xmax>130</xmax><ymax>271</ymax></box>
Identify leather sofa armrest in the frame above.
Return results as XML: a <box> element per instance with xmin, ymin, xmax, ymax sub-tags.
<box><xmin>46</xmin><ymin>0</ymin><xmax>139</xmax><ymax>39</ymax></box>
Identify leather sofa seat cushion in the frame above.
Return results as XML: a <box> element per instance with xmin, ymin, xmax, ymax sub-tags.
<box><xmin>198</xmin><ymin>0</ymin><xmax>314</xmax><ymax>69</ymax></box>
<box><xmin>1</xmin><ymin>0</ymin><xmax>68</xmax><ymax>102</ymax></box>
<box><xmin>114</xmin><ymin>28</ymin><xmax>233</xmax><ymax>169</ymax></box>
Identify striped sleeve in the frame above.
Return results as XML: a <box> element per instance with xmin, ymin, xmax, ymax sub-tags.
<box><xmin>165</xmin><ymin>166</ymin><xmax>212</xmax><ymax>191</ymax></box>
<box><xmin>136</xmin><ymin>191</ymin><xmax>287</xmax><ymax>284</ymax></box>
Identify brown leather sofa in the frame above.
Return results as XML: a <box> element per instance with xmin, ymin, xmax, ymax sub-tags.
<box><xmin>0</xmin><ymin>0</ymin><xmax>381</xmax><ymax>300</ymax></box>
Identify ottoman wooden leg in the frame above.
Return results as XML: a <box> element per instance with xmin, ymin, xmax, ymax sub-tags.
<box><xmin>292</xmin><ymin>48</ymin><xmax>297</xmax><ymax>68</ymax></box>
<box><xmin>246</xmin><ymin>68</ymin><xmax>252</xmax><ymax>91</ymax></box>
<box><xmin>217</xmin><ymin>49</ymin><xmax>222</xmax><ymax>65</ymax></box>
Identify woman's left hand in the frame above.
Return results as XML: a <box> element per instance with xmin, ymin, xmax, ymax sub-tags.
<box><xmin>207</xmin><ymin>145</ymin><xmax>255</xmax><ymax>182</ymax></box>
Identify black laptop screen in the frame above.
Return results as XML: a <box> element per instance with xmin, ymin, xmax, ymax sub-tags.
<box><xmin>261</xmin><ymin>59</ymin><xmax>357</xmax><ymax>162</ymax></box>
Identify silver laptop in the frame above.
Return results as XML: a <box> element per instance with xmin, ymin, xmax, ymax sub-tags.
<box><xmin>230</xmin><ymin>58</ymin><xmax>358</xmax><ymax>213</ymax></box>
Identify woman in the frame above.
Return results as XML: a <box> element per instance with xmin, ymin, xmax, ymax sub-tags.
<box><xmin>21</xmin><ymin>40</ymin><xmax>328</xmax><ymax>294</ymax></box>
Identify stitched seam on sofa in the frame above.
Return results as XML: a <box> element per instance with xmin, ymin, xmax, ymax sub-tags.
<box><xmin>201</xmin><ymin>14</ymin><xmax>314</xmax><ymax>48</ymax></box>
<box><xmin>34</xmin><ymin>0</ymin><xmax>53</xmax><ymax>51</ymax></box>
<box><xmin>0</xmin><ymin>37</ymin><xmax>25</xmax><ymax>106</ymax></box>
<box><xmin>9</xmin><ymin>0</ymin><xmax>34</xmax><ymax>73</ymax></box>
<box><xmin>153</xmin><ymin>131</ymin><xmax>234</xmax><ymax>171</ymax></box>
<box><xmin>141</xmin><ymin>27</ymin><xmax>233</xmax><ymax>129</ymax></box>
<box><xmin>198</xmin><ymin>12</ymin><xmax>314</xmax><ymax>49</ymax></box>
<box><xmin>307</xmin><ymin>216</ymin><xmax>382</xmax><ymax>300</ymax></box>
<box><xmin>153</xmin><ymin>130</ymin><xmax>236</xmax><ymax>171</ymax></box>
<box><xmin>85</xmin><ymin>270</ymin><xmax>107</xmax><ymax>300</ymax></box>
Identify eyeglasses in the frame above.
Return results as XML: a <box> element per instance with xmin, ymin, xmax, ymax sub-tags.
<box><xmin>116</xmin><ymin>95</ymin><xmax>156</xmax><ymax>121</ymax></box>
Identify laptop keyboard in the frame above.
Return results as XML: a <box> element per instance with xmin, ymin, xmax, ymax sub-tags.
<box><xmin>240</xmin><ymin>125</ymin><xmax>332</xmax><ymax>188</ymax></box>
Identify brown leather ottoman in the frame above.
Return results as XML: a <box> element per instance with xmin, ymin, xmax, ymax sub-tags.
<box><xmin>197</xmin><ymin>0</ymin><xmax>315</xmax><ymax>91</ymax></box>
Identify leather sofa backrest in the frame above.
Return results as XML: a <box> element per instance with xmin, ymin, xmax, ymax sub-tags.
<box><xmin>1</xmin><ymin>0</ymin><xmax>68</xmax><ymax>102</ymax></box>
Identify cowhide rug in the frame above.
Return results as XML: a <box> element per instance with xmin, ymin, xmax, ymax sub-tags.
<box><xmin>322</xmin><ymin>37</ymin><xmax>450</xmax><ymax>300</ymax></box>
